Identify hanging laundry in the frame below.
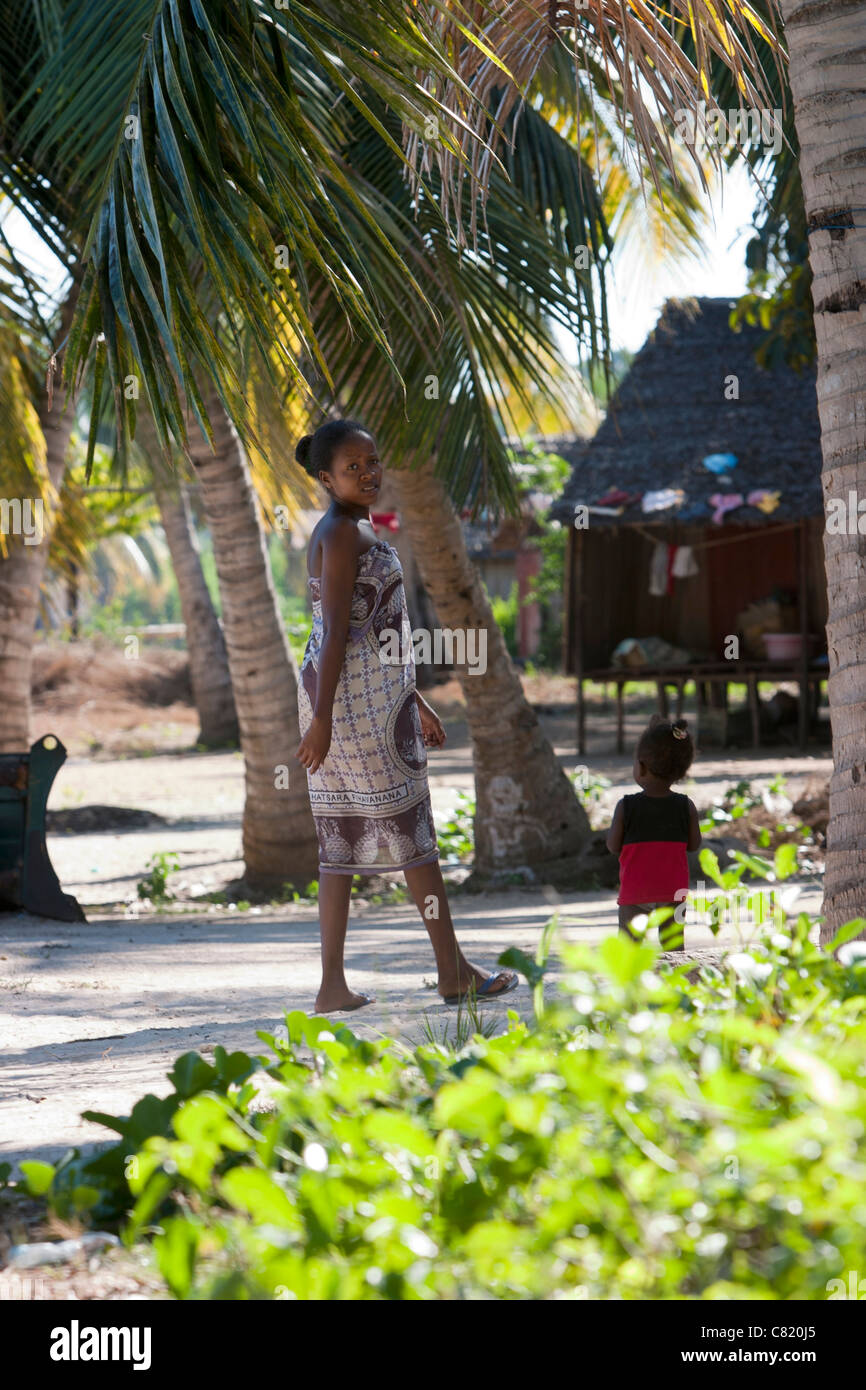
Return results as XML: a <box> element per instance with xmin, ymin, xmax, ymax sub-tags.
<box><xmin>665</xmin><ymin>543</ymin><xmax>677</xmax><ymax>595</ymax></box>
<box><xmin>703</xmin><ymin>453</ymin><xmax>738</xmax><ymax>474</ymax></box>
<box><xmin>642</xmin><ymin>488</ymin><xmax>685</xmax><ymax>513</ymax></box>
<box><xmin>671</xmin><ymin>545</ymin><xmax>699</xmax><ymax>578</ymax></box>
<box><xmin>709</xmin><ymin>492</ymin><xmax>745</xmax><ymax>524</ymax></box>
<box><xmin>678</xmin><ymin>500</ymin><xmax>709</xmax><ymax>522</ymax></box>
<box><xmin>649</xmin><ymin>541</ymin><xmax>669</xmax><ymax>596</ymax></box>
<box><xmin>747</xmin><ymin>489</ymin><xmax>781</xmax><ymax>515</ymax></box>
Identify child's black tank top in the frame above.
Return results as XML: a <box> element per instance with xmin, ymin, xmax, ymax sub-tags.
<box><xmin>622</xmin><ymin>791</ymin><xmax>690</xmax><ymax>843</ymax></box>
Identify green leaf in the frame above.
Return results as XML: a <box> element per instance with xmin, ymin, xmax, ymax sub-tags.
<box><xmin>598</xmin><ymin>932</ymin><xmax>657</xmax><ymax>986</ymax></box>
<box><xmin>154</xmin><ymin>1216</ymin><xmax>200</xmax><ymax>1299</ymax></box>
<box><xmin>497</xmin><ymin>946</ymin><xmax>545</xmax><ymax>989</ymax></box>
<box><xmin>167</xmin><ymin>1052</ymin><xmax>217</xmax><ymax>1098</ymax></box>
<box><xmin>729</xmin><ymin>850</ymin><xmax>774</xmax><ymax>880</ymax></box>
<box><xmin>773</xmin><ymin>844</ymin><xmax>798</xmax><ymax>880</ymax></box>
<box><xmin>699</xmin><ymin>848</ymin><xmax>725</xmax><ymax>887</ymax></box>
<box><xmin>826</xmin><ymin>919</ymin><xmax>866</xmax><ymax>955</ymax></box>
<box><xmin>362</xmin><ymin>1111</ymin><xmax>437</xmax><ymax>1160</ymax></box>
<box><xmin>19</xmin><ymin>1160</ymin><xmax>55</xmax><ymax>1196</ymax></box>
<box><xmin>220</xmin><ymin>1167</ymin><xmax>301</xmax><ymax>1228</ymax></box>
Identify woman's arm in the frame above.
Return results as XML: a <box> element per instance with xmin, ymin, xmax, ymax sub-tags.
<box><xmin>296</xmin><ymin>519</ymin><xmax>358</xmax><ymax>774</ymax></box>
<box><xmin>415</xmin><ymin>691</ymin><xmax>446</xmax><ymax>747</ymax></box>
<box><xmin>606</xmin><ymin>799</ymin><xmax>625</xmax><ymax>855</ymax></box>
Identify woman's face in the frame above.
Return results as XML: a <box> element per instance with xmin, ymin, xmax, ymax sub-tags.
<box><xmin>320</xmin><ymin>431</ymin><xmax>382</xmax><ymax>507</ymax></box>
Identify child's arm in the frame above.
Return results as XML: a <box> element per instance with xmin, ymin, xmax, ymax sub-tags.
<box><xmin>606</xmin><ymin>799</ymin><xmax>625</xmax><ymax>855</ymax></box>
<box><xmin>686</xmin><ymin>798</ymin><xmax>702</xmax><ymax>852</ymax></box>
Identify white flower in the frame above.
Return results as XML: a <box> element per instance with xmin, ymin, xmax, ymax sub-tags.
<box><xmin>401</xmin><ymin>1228</ymin><xmax>438</xmax><ymax>1258</ymax></box>
<box><xmin>302</xmin><ymin>1143</ymin><xmax>328</xmax><ymax>1172</ymax></box>
<box><xmin>838</xmin><ymin>942</ymin><xmax>866</xmax><ymax>966</ymax></box>
<box><xmin>628</xmin><ymin>1011</ymin><xmax>654</xmax><ymax>1033</ymax></box>
<box><xmin>696</xmin><ymin>1232</ymin><xmax>727</xmax><ymax>1257</ymax></box>
<box><xmin>726</xmin><ymin>952</ymin><xmax>772</xmax><ymax>983</ymax></box>
<box><xmin>778</xmin><ymin>885</ymin><xmax>802</xmax><ymax>912</ymax></box>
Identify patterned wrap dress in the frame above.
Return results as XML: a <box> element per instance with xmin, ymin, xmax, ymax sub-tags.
<box><xmin>298</xmin><ymin>538</ymin><xmax>440</xmax><ymax>876</ymax></box>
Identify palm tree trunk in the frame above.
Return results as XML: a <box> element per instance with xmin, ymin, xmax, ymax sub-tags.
<box><xmin>186</xmin><ymin>390</ymin><xmax>318</xmax><ymax>890</ymax></box>
<box><xmin>149</xmin><ymin>464</ymin><xmax>240</xmax><ymax>748</ymax></box>
<box><xmin>779</xmin><ymin>0</ymin><xmax>866</xmax><ymax>940</ymax></box>
<box><xmin>0</xmin><ymin>303</ymin><xmax>77</xmax><ymax>753</ymax></box>
<box><xmin>390</xmin><ymin>456</ymin><xmax>591</xmax><ymax>881</ymax></box>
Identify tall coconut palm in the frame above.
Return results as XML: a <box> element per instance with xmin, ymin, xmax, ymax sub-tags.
<box><xmin>0</xmin><ymin>291</ymin><xmax>78</xmax><ymax>751</ymax></box>
<box><xmin>145</xmin><ymin>442</ymin><xmax>240</xmax><ymax>750</ymax></box>
<box><xmin>772</xmin><ymin>0</ymin><xmax>866</xmax><ymax>939</ymax></box>
<box><xmin>183</xmin><ymin>383</ymin><xmax>320</xmax><ymax>887</ymax></box>
<box><xmin>304</xmin><ymin>83</ymin><xmax>705</xmax><ymax>878</ymax></box>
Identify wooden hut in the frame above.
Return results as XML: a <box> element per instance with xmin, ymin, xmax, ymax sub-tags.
<box><xmin>548</xmin><ymin>297</ymin><xmax>828</xmax><ymax>753</ymax></box>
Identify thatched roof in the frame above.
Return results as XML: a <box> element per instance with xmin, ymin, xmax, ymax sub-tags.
<box><xmin>549</xmin><ymin>297</ymin><xmax>822</xmax><ymax>527</ymax></box>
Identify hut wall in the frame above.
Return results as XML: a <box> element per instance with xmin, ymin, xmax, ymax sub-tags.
<box><xmin>706</xmin><ymin>517</ymin><xmax>827</xmax><ymax>652</ymax></box>
<box><xmin>568</xmin><ymin>517</ymin><xmax>827</xmax><ymax>673</ymax></box>
<box><xmin>572</xmin><ymin>524</ymin><xmax>712</xmax><ymax>671</ymax></box>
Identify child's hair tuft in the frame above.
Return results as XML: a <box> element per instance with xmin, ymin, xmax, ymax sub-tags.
<box><xmin>636</xmin><ymin>715</ymin><xmax>694</xmax><ymax>782</ymax></box>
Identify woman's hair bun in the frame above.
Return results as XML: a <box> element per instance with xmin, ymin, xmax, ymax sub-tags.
<box><xmin>295</xmin><ymin>435</ymin><xmax>313</xmax><ymax>470</ymax></box>
<box><xmin>672</xmin><ymin>718</ymin><xmax>689</xmax><ymax>739</ymax></box>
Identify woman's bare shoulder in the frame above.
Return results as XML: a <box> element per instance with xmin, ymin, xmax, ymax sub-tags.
<box><xmin>308</xmin><ymin>513</ymin><xmax>361</xmax><ymax>578</ymax></box>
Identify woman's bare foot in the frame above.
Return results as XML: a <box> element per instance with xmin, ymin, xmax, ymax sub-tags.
<box><xmin>314</xmin><ymin>989</ymin><xmax>375</xmax><ymax>1013</ymax></box>
<box><xmin>437</xmin><ymin>960</ymin><xmax>517</xmax><ymax>1002</ymax></box>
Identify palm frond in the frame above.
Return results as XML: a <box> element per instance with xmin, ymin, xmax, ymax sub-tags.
<box><xmin>3</xmin><ymin>0</ymin><xmax>507</xmax><ymax>465</ymax></box>
<box><xmin>306</xmin><ymin>96</ymin><xmax>610</xmax><ymax>514</ymax></box>
<box><xmin>409</xmin><ymin>0</ymin><xmax>785</xmax><ymax>234</ymax></box>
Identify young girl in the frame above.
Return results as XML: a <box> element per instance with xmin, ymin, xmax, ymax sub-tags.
<box><xmin>606</xmin><ymin>715</ymin><xmax>702</xmax><ymax>949</ymax></box>
<box><xmin>294</xmin><ymin>418</ymin><xmax>518</xmax><ymax>1013</ymax></box>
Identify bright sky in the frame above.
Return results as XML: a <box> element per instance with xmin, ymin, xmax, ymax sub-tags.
<box><xmin>602</xmin><ymin>159</ymin><xmax>759</xmax><ymax>354</ymax></box>
<box><xmin>4</xmin><ymin>158</ymin><xmax>760</xmax><ymax>360</ymax></box>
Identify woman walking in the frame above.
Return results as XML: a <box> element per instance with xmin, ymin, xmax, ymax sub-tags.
<box><xmin>294</xmin><ymin>418</ymin><xmax>518</xmax><ymax>1013</ymax></box>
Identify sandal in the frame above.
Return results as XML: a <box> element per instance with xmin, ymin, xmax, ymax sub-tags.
<box><xmin>442</xmin><ymin>970</ymin><xmax>519</xmax><ymax>1005</ymax></box>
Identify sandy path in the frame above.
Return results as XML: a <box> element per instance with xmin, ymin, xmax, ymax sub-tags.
<box><xmin>1</xmin><ymin>878</ymin><xmax>823</xmax><ymax>1170</ymax></box>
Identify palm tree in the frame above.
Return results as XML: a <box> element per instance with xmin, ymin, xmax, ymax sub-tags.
<box><xmin>308</xmin><ymin>84</ymin><xmax>705</xmax><ymax>879</ymax></box>
<box><xmin>772</xmin><ymin>0</ymin><xmax>866</xmax><ymax>938</ymax></box>
<box><xmin>183</xmin><ymin>383</ymin><xmax>320</xmax><ymax>887</ymax></box>
<box><xmin>141</xmin><ymin>423</ymin><xmax>240</xmax><ymax>749</ymax></box>
<box><xmin>0</xmin><ymin>291</ymin><xmax>78</xmax><ymax>751</ymax></box>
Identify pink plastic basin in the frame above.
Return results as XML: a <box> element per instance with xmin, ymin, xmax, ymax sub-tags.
<box><xmin>764</xmin><ymin>633</ymin><xmax>803</xmax><ymax>662</ymax></box>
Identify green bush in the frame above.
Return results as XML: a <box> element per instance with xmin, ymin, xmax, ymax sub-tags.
<box><xmin>490</xmin><ymin>584</ymin><xmax>518</xmax><ymax>661</ymax></box>
<box><xmin>20</xmin><ymin>889</ymin><xmax>866</xmax><ymax>1300</ymax></box>
<box><xmin>437</xmin><ymin>791</ymin><xmax>475</xmax><ymax>862</ymax></box>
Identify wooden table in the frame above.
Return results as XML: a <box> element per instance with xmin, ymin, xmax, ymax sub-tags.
<box><xmin>576</xmin><ymin>661</ymin><xmax>827</xmax><ymax>755</ymax></box>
